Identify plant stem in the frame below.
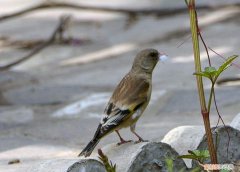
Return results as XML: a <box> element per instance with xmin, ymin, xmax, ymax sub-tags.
<box><xmin>188</xmin><ymin>1</ymin><xmax>206</xmax><ymax>110</ymax></box>
<box><xmin>187</xmin><ymin>0</ymin><xmax>218</xmax><ymax>165</ymax></box>
<box><xmin>207</xmin><ymin>81</ymin><xmax>215</xmax><ymax>113</ymax></box>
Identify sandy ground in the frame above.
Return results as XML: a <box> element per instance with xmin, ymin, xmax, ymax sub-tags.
<box><xmin>0</xmin><ymin>0</ymin><xmax>240</xmax><ymax>171</ymax></box>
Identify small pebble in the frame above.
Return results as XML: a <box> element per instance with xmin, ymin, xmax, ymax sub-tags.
<box><xmin>8</xmin><ymin>159</ymin><xmax>20</xmax><ymax>165</ymax></box>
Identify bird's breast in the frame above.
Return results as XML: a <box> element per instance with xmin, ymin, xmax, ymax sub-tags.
<box><xmin>131</xmin><ymin>108</ymin><xmax>143</xmax><ymax>120</ymax></box>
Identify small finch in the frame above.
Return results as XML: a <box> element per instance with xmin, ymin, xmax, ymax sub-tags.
<box><xmin>79</xmin><ymin>48</ymin><xmax>166</xmax><ymax>157</ymax></box>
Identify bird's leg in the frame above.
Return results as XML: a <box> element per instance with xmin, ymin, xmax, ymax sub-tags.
<box><xmin>130</xmin><ymin>125</ymin><xmax>148</xmax><ymax>144</ymax></box>
<box><xmin>115</xmin><ymin>130</ymin><xmax>132</xmax><ymax>145</ymax></box>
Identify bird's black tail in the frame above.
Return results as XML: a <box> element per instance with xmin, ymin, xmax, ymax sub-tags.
<box><xmin>78</xmin><ymin>138</ymin><xmax>100</xmax><ymax>157</ymax></box>
<box><xmin>78</xmin><ymin>124</ymin><xmax>103</xmax><ymax>157</ymax></box>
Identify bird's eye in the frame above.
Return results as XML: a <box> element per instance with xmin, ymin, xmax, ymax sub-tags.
<box><xmin>150</xmin><ymin>52</ymin><xmax>156</xmax><ymax>57</ymax></box>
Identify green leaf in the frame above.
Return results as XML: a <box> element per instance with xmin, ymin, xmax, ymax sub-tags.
<box><xmin>179</xmin><ymin>167</ymin><xmax>188</xmax><ymax>172</ymax></box>
<box><xmin>220</xmin><ymin>169</ymin><xmax>231</xmax><ymax>172</ymax></box>
<box><xmin>193</xmin><ymin>55</ymin><xmax>238</xmax><ymax>82</ymax></box>
<box><xmin>192</xmin><ymin>150</ymin><xmax>210</xmax><ymax>158</ymax></box>
<box><xmin>203</xmin><ymin>67</ymin><xmax>217</xmax><ymax>79</ymax></box>
<box><xmin>216</xmin><ymin>55</ymin><xmax>238</xmax><ymax>79</ymax></box>
<box><xmin>204</xmin><ymin>67</ymin><xmax>217</xmax><ymax>74</ymax></box>
<box><xmin>193</xmin><ymin>72</ymin><xmax>210</xmax><ymax>78</ymax></box>
<box><xmin>188</xmin><ymin>150</ymin><xmax>197</xmax><ymax>155</ymax></box>
<box><xmin>98</xmin><ymin>149</ymin><xmax>116</xmax><ymax>172</ymax></box>
<box><xmin>179</xmin><ymin>150</ymin><xmax>210</xmax><ymax>163</ymax></box>
<box><xmin>193</xmin><ymin>67</ymin><xmax>217</xmax><ymax>79</ymax></box>
<box><xmin>178</xmin><ymin>154</ymin><xmax>199</xmax><ymax>161</ymax></box>
<box><xmin>165</xmin><ymin>158</ymin><xmax>174</xmax><ymax>172</ymax></box>
<box><xmin>190</xmin><ymin>167</ymin><xmax>202</xmax><ymax>172</ymax></box>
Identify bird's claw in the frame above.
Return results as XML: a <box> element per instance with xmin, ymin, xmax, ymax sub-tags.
<box><xmin>117</xmin><ymin>140</ymin><xmax>133</xmax><ymax>146</ymax></box>
<box><xmin>134</xmin><ymin>139</ymin><xmax>148</xmax><ymax>144</ymax></box>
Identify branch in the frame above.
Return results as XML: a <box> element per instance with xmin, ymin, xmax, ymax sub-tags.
<box><xmin>216</xmin><ymin>77</ymin><xmax>240</xmax><ymax>85</ymax></box>
<box><xmin>0</xmin><ymin>2</ymin><xmax>240</xmax><ymax>22</ymax></box>
<box><xmin>0</xmin><ymin>37</ymin><xmax>90</xmax><ymax>49</ymax></box>
<box><xmin>0</xmin><ymin>15</ymin><xmax>71</xmax><ymax>71</ymax></box>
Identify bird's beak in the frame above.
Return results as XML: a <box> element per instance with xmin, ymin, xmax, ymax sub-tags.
<box><xmin>159</xmin><ymin>52</ymin><xmax>168</xmax><ymax>62</ymax></box>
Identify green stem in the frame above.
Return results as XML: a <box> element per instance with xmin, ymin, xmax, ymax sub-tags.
<box><xmin>207</xmin><ymin>81</ymin><xmax>215</xmax><ymax>113</ymax></box>
<box><xmin>187</xmin><ymin>0</ymin><xmax>218</xmax><ymax>165</ymax></box>
<box><xmin>188</xmin><ymin>1</ymin><xmax>207</xmax><ymax>111</ymax></box>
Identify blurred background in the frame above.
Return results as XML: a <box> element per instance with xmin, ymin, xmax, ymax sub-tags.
<box><xmin>0</xmin><ymin>0</ymin><xmax>240</xmax><ymax>171</ymax></box>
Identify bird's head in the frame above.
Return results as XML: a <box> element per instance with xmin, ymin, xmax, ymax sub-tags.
<box><xmin>131</xmin><ymin>48</ymin><xmax>166</xmax><ymax>74</ymax></box>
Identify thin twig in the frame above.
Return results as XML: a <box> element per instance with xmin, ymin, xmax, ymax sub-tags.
<box><xmin>215</xmin><ymin>117</ymin><xmax>220</xmax><ymax>127</ymax></box>
<box><xmin>216</xmin><ymin>77</ymin><xmax>240</xmax><ymax>85</ymax></box>
<box><xmin>208</xmin><ymin>47</ymin><xmax>240</xmax><ymax>85</ymax></box>
<box><xmin>177</xmin><ymin>34</ymin><xmax>192</xmax><ymax>48</ymax></box>
<box><xmin>0</xmin><ymin>2</ymin><xmax>240</xmax><ymax>22</ymax></box>
<box><xmin>0</xmin><ymin>15</ymin><xmax>71</xmax><ymax>71</ymax></box>
<box><xmin>193</xmin><ymin>6</ymin><xmax>212</xmax><ymax>67</ymax></box>
<box><xmin>212</xmin><ymin>88</ymin><xmax>230</xmax><ymax>158</ymax></box>
<box><xmin>0</xmin><ymin>37</ymin><xmax>90</xmax><ymax>49</ymax></box>
<box><xmin>208</xmin><ymin>47</ymin><xmax>240</xmax><ymax>69</ymax></box>
<box><xmin>199</xmin><ymin>33</ymin><xmax>211</xmax><ymax>66</ymax></box>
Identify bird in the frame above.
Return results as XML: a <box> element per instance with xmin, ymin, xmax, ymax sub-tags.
<box><xmin>78</xmin><ymin>48</ymin><xmax>166</xmax><ymax>157</ymax></box>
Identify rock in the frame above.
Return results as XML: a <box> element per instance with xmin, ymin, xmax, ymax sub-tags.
<box><xmin>28</xmin><ymin>159</ymin><xmax>105</xmax><ymax>172</ymax></box>
<box><xmin>67</xmin><ymin>159</ymin><xmax>106</xmax><ymax>172</ymax></box>
<box><xmin>233</xmin><ymin>160</ymin><xmax>240</xmax><ymax>172</ymax></box>
<box><xmin>101</xmin><ymin>142</ymin><xmax>188</xmax><ymax>172</ymax></box>
<box><xmin>8</xmin><ymin>158</ymin><xmax>20</xmax><ymax>165</ymax></box>
<box><xmin>27</xmin><ymin>142</ymin><xmax>188</xmax><ymax>172</ymax></box>
<box><xmin>193</xmin><ymin>126</ymin><xmax>240</xmax><ymax>168</ymax></box>
<box><xmin>230</xmin><ymin>112</ymin><xmax>240</xmax><ymax>131</ymax></box>
<box><xmin>161</xmin><ymin>126</ymin><xmax>205</xmax><ymax>167</ymax></box>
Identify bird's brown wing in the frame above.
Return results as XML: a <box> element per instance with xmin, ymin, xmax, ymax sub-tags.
<box><xmin>110</xmin><ymin>74</ymin><xmax>150</xmax><ymax>110</ymax></box>
<box><xmin>96</xmin><ymin>74</ymin><xmax>150</xmax><ymax>137</ymax></box>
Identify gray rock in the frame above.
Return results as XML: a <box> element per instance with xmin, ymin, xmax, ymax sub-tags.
<box><xmin>230</xmin><ymin>113</ymin><xmax>240</xmax><ymax>131</ymax></box>
<box><xmin>193</xmin><ymin>126</ymin><xmax>240</xmax><ymax>168</ymax></box>
<box><xmin>26</xmin><ymin>142</ymin><xmax>188</xmax><ymax>172</ymax></box>
<box><xmin>233</xmin><ymin>160</ymin><xmax>240</xmax><ymax>172</ymax></box>
<box><xmin>67</xmin><ymin>159</ymin><xmax>106</xmax><ymax>172</ymax></box>
<box><xmin>28</xmin><ymin>159</ymin><xmax>105</xmax><ymax>172</ymax></box>
<box><xmin>161</xmin><ymin>126</ymin><xmax>205</xmax><ymax>167</ymax></box>
<box><xmin>101</xmin><ymin>142</ymin><xmax>188</xmax><ymax>172</ymax></box>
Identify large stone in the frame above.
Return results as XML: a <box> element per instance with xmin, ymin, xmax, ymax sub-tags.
<box><xmin>161</xmin><ymin>126</ymin><xmax>205</xmax><ymax>167</ymax></box>
<box><xmin>67</xmin><ymin>159</ymin><xmax>106</xmax><ymax>172</ymax></box>
<box><xmin>28</xmin><ymin>159</ymin><xmax>105</xmax><ymax>172</ymax></box>
<box><xmin>101</xmin><ymin>142</ymin><xmax>188</xmax><ymax>172</ymax></box>
<box><xmin>230</xmin><ymin>112</ymin><xmax>240</xmax><ymax>131</ymax></box>
<box><xmin>26</xmin><ymin>142</ymin><xmax>189</xmax><ymax>172</ymax></box>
